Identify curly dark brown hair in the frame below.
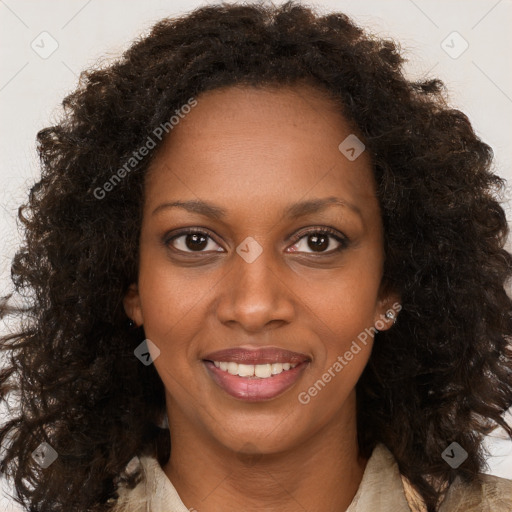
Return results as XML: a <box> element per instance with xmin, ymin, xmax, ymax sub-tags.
<box><xmin>1</xmin><ymin>2</ymin><xmax>512</xmax><ymax>511</ymax></box>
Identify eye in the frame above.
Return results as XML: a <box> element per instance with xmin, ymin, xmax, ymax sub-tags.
<box><xmin>164</xmin><ymin>227</ymin><xmax>349</xmax><ymax>255</ymax></box>
<box><xmin>165</xmin><ymin>228</ymin><xmax>223</xmax><ymax>253</ymax></box>
<box><xmin>287</xmin><ymin>227</ymin><xmax>349</xmax><ymax>254</ymax></box>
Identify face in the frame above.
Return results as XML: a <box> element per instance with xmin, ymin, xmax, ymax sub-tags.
<box><xmin>124</xmin><ymin>84</ymin><xmax>399</xmax><ymax>456</ymax></box>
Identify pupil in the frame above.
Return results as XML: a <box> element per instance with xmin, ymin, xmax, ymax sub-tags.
<box><xmin>183</xmin><ymin>233</ymin><xmax>330</xmax><ymax>252</ymax></box>
<box><xmin>186</xmin><ymin>233</ymin><xmax>208</xmax><ymax>251</ymax></box>
<box><xmin>308</xmin><ymin>234</ymin><xmax>328</xmax><ymax>252</ymax></box>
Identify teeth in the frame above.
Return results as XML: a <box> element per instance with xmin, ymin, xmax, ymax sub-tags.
<box><xmin>271</xmin><ymin>363</ymin><xmax>283</xmax><ymax>375</ymax></box>
<box><xmin>255</xmin><ymin>364</ymin><xmax>272</xmax><ymax>378</ymax></box>
<box><xmin>211</xmin><ymin>361</ymin><xmax>299</xmax><ymax>378</ymax></box>
<box><xmin>237</xmin><ymin>364</ymin><xmax>254</xmax><ymax>377</ymax></box>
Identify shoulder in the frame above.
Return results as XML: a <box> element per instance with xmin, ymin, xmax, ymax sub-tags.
<box><xmin>439</xmin><ymin>473</ymin><xmax>512</xmax><ymax>511</ymax></box>
<box><xmin>108</xmin><ymin>455</ymin><xmax>155</xmax><ymax>512</ymax></box>
<box><xmin>109</xmin><ymin>454</ymin><xmax>190</xmax><ymax>512</ymax></box>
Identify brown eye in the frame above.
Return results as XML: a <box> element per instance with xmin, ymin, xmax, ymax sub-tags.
<box><xmin>288</xmin><ymin>228</ymin><xmax>348</xmax><ymax>254</ymax></box>
<box><xmin>166</xmin><ymin>230</ymin><xmax>223</xmax><ymax>253</ymax></box>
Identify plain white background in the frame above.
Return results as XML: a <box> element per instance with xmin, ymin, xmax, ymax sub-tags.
<box><xmin>1</xmin><ymin>0</ymin><xmax>511</xmax><ymax>509</ymax></box>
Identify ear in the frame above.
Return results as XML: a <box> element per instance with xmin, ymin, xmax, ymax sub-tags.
<box><xmin>123</xmin><ymin>283</ymin><xmax>144</xmax><ymax>327</ymax></box>
<box><xmin>373</xmin><ymin>282</ymin><xmax>402</xmax><ymax>332</ymax></box>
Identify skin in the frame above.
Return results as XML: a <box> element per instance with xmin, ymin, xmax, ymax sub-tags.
<box><xmin>124</xmin><ymin>83</ymin><xmax>400</xmax><ymax>512</ymax></box>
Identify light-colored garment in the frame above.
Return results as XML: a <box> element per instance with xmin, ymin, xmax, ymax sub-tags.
<box><xmin>112</xmin><ymin>443</ymin><xmax>512</xmax><ymax>511</ymax></box>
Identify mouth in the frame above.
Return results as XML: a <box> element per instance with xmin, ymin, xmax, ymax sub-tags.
<box><xmin>202</xmin><ymin>346</ymin><xmax>311</xmax><ymax>401</ymax></box>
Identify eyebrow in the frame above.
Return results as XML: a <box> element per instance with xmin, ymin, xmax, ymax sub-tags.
<box><xmin>151</xmin><ymin>196</ymin><xmax>362</xmax><ymax>219</ymax></box>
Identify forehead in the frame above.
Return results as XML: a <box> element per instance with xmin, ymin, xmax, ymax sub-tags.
<box><xmin>144</xmin><ymin>84</ymin><xmax>378</xmax><ymax>221</ymax></box>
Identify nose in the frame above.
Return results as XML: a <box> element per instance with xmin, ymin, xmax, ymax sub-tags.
<box><xmin>215</xmin><ymin>245</ymin><xmax>295</xmax><ymax>332</ymax></box>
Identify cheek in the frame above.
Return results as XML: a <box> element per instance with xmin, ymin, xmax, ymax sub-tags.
<box><xmin>301</xmin><ymin>253</ymin><xmax>380</xmax><ymax>381</ymax></box>
<box><xmin>136</xmin><ymin>261</ymin><xmax>206</xmax><ymax>392</ymax></box>
<box><xmin>302</xmin><ymin>259</ymin><xmax>381</xmax><ymax>334</ymax></box>
<box><xmin>302</xmin><ymin>313</ymin><xmax>374</xmax><ymax>413</ymax></box>
<box><xmin>137</xmin><ymin>249</ymin><xmax>214</xmax><ymax>331</ymax></box>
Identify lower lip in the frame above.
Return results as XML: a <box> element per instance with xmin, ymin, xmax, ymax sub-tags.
<box><xmin>203</xmin><ymin>361</ymin><xmax>309</xmax><ymax>401</ymax></box>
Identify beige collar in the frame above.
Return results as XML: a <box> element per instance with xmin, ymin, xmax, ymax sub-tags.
<box><xmin>114</xmin><ymin>443</ymin><xmax>419</xmax><ymax>512</ymax></box>
<box><xmin>345</xmin><ymin>444</ymin><xmax>414</xmax><ymax>512</ymax></box>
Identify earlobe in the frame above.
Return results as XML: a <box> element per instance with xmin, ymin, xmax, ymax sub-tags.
<box><xmin>374</xmin><ymin>293</ymin><xmax>402</xmax><ymax>331</ymax></box>
<box><xmin>123</xmin><ymin>283</ymin><xmax>144</xmax><ymax>327</ymax></box>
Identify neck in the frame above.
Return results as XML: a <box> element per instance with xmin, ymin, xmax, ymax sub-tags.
<box><xmin>162</xmin><ymin>392</ymin><xmax>367</xmax><ymax>512</ymax></box>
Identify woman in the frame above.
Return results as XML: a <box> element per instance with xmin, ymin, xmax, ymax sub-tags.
<box><xmin>1</xmin><ymin>2</ymin><xmax>511</xmax><ymax>511</ymax></box>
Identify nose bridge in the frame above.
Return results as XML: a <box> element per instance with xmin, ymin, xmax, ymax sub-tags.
<box><xmin>216</xmin><ymin>237</ymin><xmax>294</xmax><ymax>330</ymax></box>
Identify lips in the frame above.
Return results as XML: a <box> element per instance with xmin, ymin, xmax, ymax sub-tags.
<box><xmin>202</xmin><ymin>346</ymin><xmax>311</xmax><ymax>401</ymax></box>
<box><xmin>203</xmin><ymin>359</ymin><xmax>309</xmax><ymax>401</ymax></box>
<box><xmin>202</xmin><ymin>346</ymin><xmax>310</xmax><ymax>365</ymax></box>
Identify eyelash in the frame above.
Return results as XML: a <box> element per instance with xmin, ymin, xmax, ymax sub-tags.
<box><xmin>164</xmin><ymin>226</ymin><xmax>349</xmax><ymax>255</ymax></box>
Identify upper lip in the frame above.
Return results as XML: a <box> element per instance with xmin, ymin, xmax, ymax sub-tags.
<box><xmin>202</xmin><ymin>346</ymin><xmax>310</xmax><ymax>365</ymax></box>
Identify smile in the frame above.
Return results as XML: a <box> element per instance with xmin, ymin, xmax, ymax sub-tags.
<box><xmin>203</xmin><ymin>360</ymin><xmax>309</xmax><ymax>401</ymax></box>
<box><xmin>211</xmin><ymin>360</ymin><xmax>299</xmax><ymax>378</ymax></box>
